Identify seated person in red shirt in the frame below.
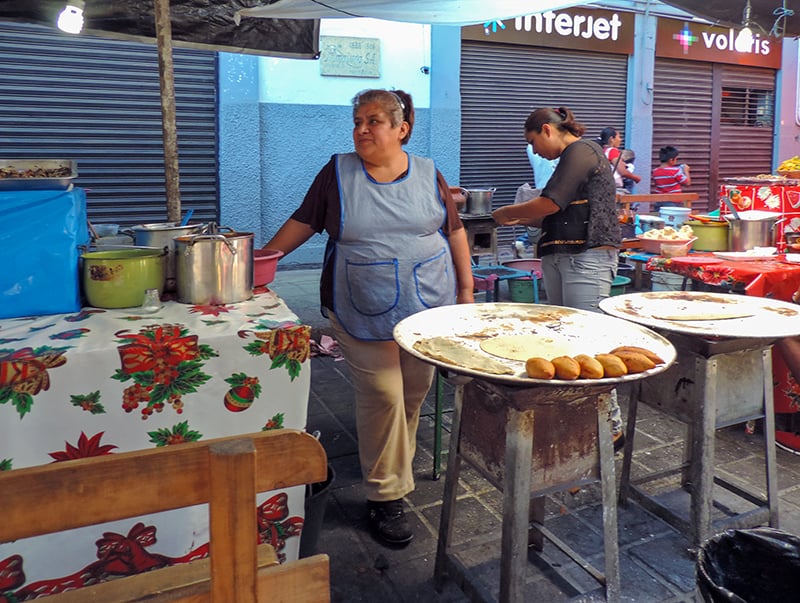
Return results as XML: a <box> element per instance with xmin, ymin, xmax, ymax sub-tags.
<box><xmin>652</xmin><ymin>145</ymin><xmax>691</xmax><ymax>211</ymax></box>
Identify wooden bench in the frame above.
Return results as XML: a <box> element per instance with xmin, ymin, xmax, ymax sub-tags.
<box><xmin>0</xmin><ymin>429</ymin><xmax>330</xmax><ymax>603</ymax></box>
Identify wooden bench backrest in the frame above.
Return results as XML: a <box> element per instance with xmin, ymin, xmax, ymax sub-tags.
<box><xmin>0</xmin><ymin>429</ymin><xmax>330</xmax><ymax>603</ymax></box>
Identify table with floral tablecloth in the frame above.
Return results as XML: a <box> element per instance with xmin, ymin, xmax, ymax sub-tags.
<box><xmin>647</xmin><ymin>253</ymin><xmax>800</xmax><ymax>453</ymax></box>
<box><xmin>0</xmin><ymin>289</ymin><xmax>312</xmax><ymax>599</ymax></box>
<box><xmin>719</xmin><ymin>180</ymin><xmax>800</xmax><ymax>249</ymax></box>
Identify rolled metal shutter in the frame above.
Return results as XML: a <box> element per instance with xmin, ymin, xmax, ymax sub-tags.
<box><xmin>460</xmin><ymin>41</ymin><xmax>629</xmax><ymax>249</ymax></box>
<box><xmin>0</xmin><ymin>21</ymin><xmax>218</xmax><ymax>225</ymax></box>
<box><xmin>718</xmin><ymin>66</ymin><xmax>776</xmax><ymax>180</ymax></box>
<box><xmin>652</xmin><ymin>58</ymin><xmax>714</xmax><ymax>212</ymax></box>
<box><xmin>652</xmin><ymin>59</ymin><xmax>775</xmax><ymax>214</ymax></box>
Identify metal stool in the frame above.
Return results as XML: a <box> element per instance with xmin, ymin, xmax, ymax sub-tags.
<box><xmin>435</xmin><ymin>379</ymin><xmax>621</xmax><ymax>602</ymax></box>
<box><xmin>619</xmin><ymin>332</ymin><xmax>780</xmax><ymax>546</ymax></box>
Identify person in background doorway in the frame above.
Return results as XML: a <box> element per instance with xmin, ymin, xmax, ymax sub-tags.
<box><xmin>527</xmin><ymin>143</ymin><xmax>559</xmax><ymax>189</ymax></box>
<box><xmin>599</xmin><ymin>126</ymin><xmax>641</xmax><ymax>194</ymax></box>
<box><xmin>492</xmin><ymin>106</ymin><xmax>625</xmax><ymax>450</ymax></box>
<box><xmin>263</xmin><ymin>88</ymin><xmax>474</xmax><ymax>547</ymax></box>
<box><xmin>652</xmin><ymin>145</ymin><xmax>691</xmax><ymax>211</ymax></box>
<box><xmin>523</xmin><ymin>144</ymin><xmax>559</xmax><ymax>252</ymax></box>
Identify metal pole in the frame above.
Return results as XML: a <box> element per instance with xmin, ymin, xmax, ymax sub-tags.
<box><xmin>154</xmin><ymin>0</ymin><xmax>181</xmax><ymax>222</ymax></box>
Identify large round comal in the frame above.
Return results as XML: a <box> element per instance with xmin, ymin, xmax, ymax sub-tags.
<box><xmin>82</xmin><ymin>248</ymin><xmax>167</xmax><ymax>309</ymax></box>
<box><xmin>174</xmin><ymin>231</ymin><xmax>254</xmax><ymax>305</ymax></box>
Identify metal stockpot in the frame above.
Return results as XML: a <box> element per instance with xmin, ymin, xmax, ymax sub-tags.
<box><xmin>128</xmin><ymin>222</ymin><xmax>206</xmax><ymax>291</ymax></box>
<box><xmin>724</xmin><ymin>214</ymin><xmax>782</xmax><ymax>251</ymax></box>
<box><xmin>174</xmin><ymin>226</ymin><xmax>254</xmax><ymax>305</ymax></box>
<box><xmin>463</xmin><ymin>188</ymin><xmax>496</xmax><ymax>215</ymax></box>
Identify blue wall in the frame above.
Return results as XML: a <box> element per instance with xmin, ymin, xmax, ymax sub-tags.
<box><xmin>218</xmin><ymin>24</ymin><xmax>464</xmax><ymax>267</ymax></box>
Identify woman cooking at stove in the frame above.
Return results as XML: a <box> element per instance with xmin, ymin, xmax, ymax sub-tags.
<box><xmin>263</xmin><ymin>89</ymin><xmax>474</xmax><ymax>547</ymax></box>
<box><xmin>492</xmin><ymin>106</ymin><xmax>625</xmax><ymax>448</ymax></box>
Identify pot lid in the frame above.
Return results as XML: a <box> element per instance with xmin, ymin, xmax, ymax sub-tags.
<box><xmin>723</xmin><ymin>210</ymin><xmax>781</xmax><ymax>221</ymax></box>
<box><xmin>132</xmin><ymin>222</ymin><xmax>204</xmax><ymax>231</ymax></box>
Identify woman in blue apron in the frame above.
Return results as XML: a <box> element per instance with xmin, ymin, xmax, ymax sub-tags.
<box><xmin>264</xmin><ymin>89</ymin><xmax>474</xmax><ymax>546</ymax></box>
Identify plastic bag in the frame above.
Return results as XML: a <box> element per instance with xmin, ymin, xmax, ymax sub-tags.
<box><xmin>697</xmin><ymin>527</ymin><xmax>800</xmax><ymax>602</ymax></box>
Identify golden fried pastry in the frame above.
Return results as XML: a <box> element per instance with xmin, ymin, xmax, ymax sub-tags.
<box><xmin>574</xmin><ymin>354</ymin><xmax>604</xmax><ymax>379</ymax></box>
<box><xmin>612</xmin><ymin>350</ymin><xmax>656</xmax><ymax>374</ymax></box>
<box><xmin>551</xmin><ymin>355</ymin><xmax>580</xmax><ymax>380</ymax></box>
<box><xmin>526</xmin><ymin>357</ymin><xmax>556</xmax><ymax>380</ymax></box>
<box><xmin>609</xmin><ymin>346</ymin><xmax>665</xmax><ymax>365</ymax></box>
<box><xmin>595</xmin><ymin>353</ymin><xmax>628</xmax><ymax>377</ymax></box>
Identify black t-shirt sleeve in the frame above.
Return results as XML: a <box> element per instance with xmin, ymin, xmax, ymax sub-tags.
<box><xmin>290</xmin><ymin>157</ymin><xmax>340</xmax><ymax>236</ymax></box>
<box><xmin>542</xmin><ymin>141</ymin><xmax>599</xmax><ymax>209</ymax></box>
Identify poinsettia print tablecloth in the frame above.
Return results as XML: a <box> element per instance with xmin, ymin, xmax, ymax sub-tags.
<box><xmin>0</xmin><ymin>289</ymin><xmax>312</xmax><ymax>599</ymax></box>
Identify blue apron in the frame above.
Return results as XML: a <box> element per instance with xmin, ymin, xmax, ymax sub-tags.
<box><xmin>332</xmin><ymin>152</ymin><xmax>456</xmax><ymax>341</ymax></box>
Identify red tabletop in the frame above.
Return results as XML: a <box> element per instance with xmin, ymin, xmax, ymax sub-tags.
<box><xmin>646</xmin><ymin>252</ymin><xmax>800</xmax><ymax>452</ymax></box>
<box><xmin>646</xmin><ymin>253</ymin><xmax>800</xmax><ymax>302</ymax></box>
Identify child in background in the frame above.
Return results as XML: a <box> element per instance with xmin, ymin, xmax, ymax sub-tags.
<box><xmin>620</xmin><ymin>149</ymin><xmax>636</xmax><ymax>193</ymax></box>
<box><xmin>652</xmin><ymin>145</ymin><xmax>691</xmax><ymax>210</ymax></box>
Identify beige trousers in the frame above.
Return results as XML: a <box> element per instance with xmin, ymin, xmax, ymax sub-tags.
<box><xmin>329</xmin><ymin>313</ymin><xmax>435</xmax><ymax>502</ymax></box>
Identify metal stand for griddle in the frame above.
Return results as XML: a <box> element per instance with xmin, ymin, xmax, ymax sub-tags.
<box><xmin>434</xmin><ymin>379</ymin><xmax>621</xmax><ymax>602</ymax></box>
<box><xmin>619</xmin><ymin>332</ymin><xmax>780</xmax><ymax>547</ymax></box>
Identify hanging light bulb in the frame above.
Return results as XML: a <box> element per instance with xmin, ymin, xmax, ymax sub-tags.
<box><xmin>734</xmin><ymin>26</ymin><xmax>754</xmax><ymax>52</ymax></box>
<box><xmin>734</xmin><ymin>0</ymin><xmax>755</xmax><ymax>53</ymax></box>
<box><xmin>57</xmin><ymin>0</ymin><xmax>85</xmax><ymax>35</ymax></box>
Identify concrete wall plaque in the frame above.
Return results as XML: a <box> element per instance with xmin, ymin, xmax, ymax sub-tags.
<box><xmin>320</xmin><ymin>36</ymin><xmax>380</xmax><ymax>78</ymax></box>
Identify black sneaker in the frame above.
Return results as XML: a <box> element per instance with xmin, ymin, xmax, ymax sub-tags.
<box><xmin>613</xmin><ymin>432</ymin><xmax>626</xmax><ymax>454</ymax></box>
<box><xmin>367</xmin><ymin>499</ymin><xmax>413</xmax><ymax>546</ymax></box>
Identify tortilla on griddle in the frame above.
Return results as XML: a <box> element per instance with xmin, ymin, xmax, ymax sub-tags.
<box><xmin>479</xmin><ymin>334</ymin><xmax>573</xmax><ymax>361</ymax></box>
<box><xmin>651</xmin><ymin>312</ymin><xmax>754</xmax><ymax>321</ymax></box>
<box><xmin>413</xmin><ymin>336</ymin><xmax>513</xmax><ymax>375</ymax></box>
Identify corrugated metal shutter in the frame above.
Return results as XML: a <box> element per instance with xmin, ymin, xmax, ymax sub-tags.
<box><xmin>652</xmin><ymin>59</ymin><xmax>775</xmax><ymax>214</ymax></box>
<box><xmin>718</xmin><ymin>66</ymin><xmax>775</xmax><ymax>181</ymax></box>
<box><xmin>652</xmin><ymin>58</ymin><xmax>714</xmax><ymax>212</ymax></box>
<box><xmin>0</xmin><ymin>21</ymin><xmax>218</xmax><ymax>225</ymax></box>
<box><xmin>460</xmin><ymin>41</ymin><xmax>628</xmax><ymax>250</ymax></box>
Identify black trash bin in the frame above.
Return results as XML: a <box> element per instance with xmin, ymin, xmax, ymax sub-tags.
<box><xmin>697</xmin><ymin>527</ymin><xmax>800</xmax><ymax>602</ymax></box>
<box><xmin>298</xmin><ymin>464</ymin><xmax>335</xmax><ymax>558</ymax></box>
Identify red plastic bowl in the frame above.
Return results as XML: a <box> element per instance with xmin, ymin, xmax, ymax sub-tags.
<box><xmin>253</xmin><ymin>248</ymin><xmax>284</xmax><ymax>286</ymax></box>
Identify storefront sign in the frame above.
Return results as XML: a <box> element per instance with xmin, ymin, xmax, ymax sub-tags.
<box><xmin>462</xmin><ymin>7</ymin><xmax>634</xmax><ymax>55</ymax></box>
<box><xmin>319</xmin><ymin>36</ymin><xmax>381</xmax><ymax>78</ymax></box>
<box><xmin>656</xmin><ymin>18</ymin><xmax>782</xmax><ymax>69</ymax></box>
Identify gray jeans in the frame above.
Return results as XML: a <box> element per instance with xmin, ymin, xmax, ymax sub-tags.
<box><xmin>541</xmin><ymin>247</ymin><xmax>623</xmax><ymax>435</ymax></box>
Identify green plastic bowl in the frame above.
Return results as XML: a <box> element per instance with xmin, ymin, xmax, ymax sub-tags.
<box><xmin>81</xmin><ymin>248</ymin><xmax>166</xmax><ymax>308</ymax></box>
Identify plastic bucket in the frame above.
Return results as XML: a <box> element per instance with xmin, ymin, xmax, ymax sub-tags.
<box><xmin>610</xmin><ymin>275</ymin><xmax>631</xmax><ymax>296</ymax></box>
<box><xmin>509</xmin><ymin>277</ymin><xmax>536</xmax><ymax>302</ymax></box>
<box><xmin>659</xmin><ymin>206</ymin><xmax>691</xmax><ymax>228</ymax></box>
<box><xmin>651</xmin><ymin>272</ymin><xmax>684</xmax><ymax>292</ymax></box>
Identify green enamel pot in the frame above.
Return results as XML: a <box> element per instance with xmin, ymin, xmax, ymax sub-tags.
<box><xmin>81</xmin><ymin>248</ymin><xmax>167</xmax><ymax>309</ymax></box>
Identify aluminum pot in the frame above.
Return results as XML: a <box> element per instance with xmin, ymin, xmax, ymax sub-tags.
<box><xmin>724</xmin><ymin>213</ymin><xmax>783</xmax><ymax>251</ymax></box>
<box><xmin>174</xmin><ymin>226</ymin><xmax>253</xmax><ymax>305</ymax></box>
<box><xmin>463</xmin><ymin>188</ymin><xmax>496</xmax><ymax>215</ymax></box>
<box><xmin>128</xmin><ymin>222</ymin><xmax>206</xmax><ymax>292</ymax></box>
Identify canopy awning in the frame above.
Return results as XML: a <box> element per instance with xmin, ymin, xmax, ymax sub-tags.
<box><xmin>0</xmin><ymin>0</ymin><xmax>319</xmax><ymax>59</ymax></box>
<box><xmin>237</xmin><ymin>0</ymin><xmax>585</xmax><ymax>26</ymax></box>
